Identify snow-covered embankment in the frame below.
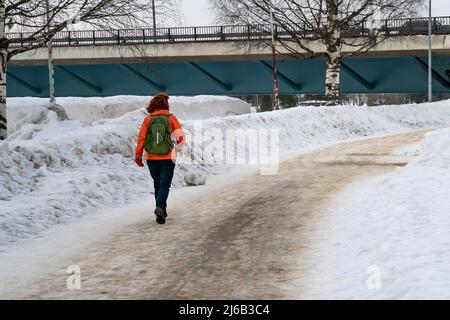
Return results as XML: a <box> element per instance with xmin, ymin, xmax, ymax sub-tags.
<box><xmin>1</xmin><ymin>98</ymin><xmax>450</xmax><ymax>248</ymax></box>
<box><xmin>6</xmin><ymin>95</ymin><xmax>251</xmax><ymax>134</ymax></box>
<box><xmin>307</xmin><ymin>127</ymin><xmax>450</xmax><ymax>299</ymax></box>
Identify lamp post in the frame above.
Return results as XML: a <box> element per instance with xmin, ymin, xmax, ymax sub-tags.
<box><xmin>46</xmin><ymin>0</ymin><xmax>55</xmax><ymax>104</ymax></box>
<box><xmin>428</xmin><ymin>0</ymin><xmax>432</xmax><ymax>103</ymax></box>
<box><xmin>152</xmin><ymin>0</ymin><xmax>157</xmax><ymax>42</ymax></box>
<box><xmin>269</xmin><ymin>2</ymin><xmax>281</xmax><ymax>110</ymax></box>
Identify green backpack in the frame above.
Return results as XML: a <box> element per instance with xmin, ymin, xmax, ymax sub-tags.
<box><xmin>144</xmin><ymin>114</ymin><xmax>175</xmax><ymax>155</ymax></box>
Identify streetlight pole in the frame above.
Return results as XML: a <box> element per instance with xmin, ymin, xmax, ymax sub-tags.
<box><xmin>428</xmin><ymin>0</ymin><xmax>432</xmax><ymax>103</ymax></box>
<box><xmin>46</xmin><ymin>0</ymin><xmax>55</xmax><ymax>104</ymax></box>
<box><xmin>152</xmin><ymin>0</ymin><xmax>157</xmax><ymax>42</ymax></box>
<box><xmin>269</xmin><ymin>2</ymin><xmax>281</xmax><ymax>110</ymax></box>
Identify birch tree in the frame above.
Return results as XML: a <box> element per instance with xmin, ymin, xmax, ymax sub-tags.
<box><xmin>0</xmin><ymin>0</ymin><xmax>180</xmax><ymax>140</ymax></box>
<box><xmin>211</xmin><ymin>0</ymin><xmax>424</xmax><ymax>106</ymax></box>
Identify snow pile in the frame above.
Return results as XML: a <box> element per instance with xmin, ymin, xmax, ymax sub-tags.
<box><xmin>184</xmin><ymin>173</ymin><xmax>207</xmax><ymax>186</ymax></box>
<box><xmin>187</xmin><ymin>101</ymin><xmax>450</xmax><ymax>155</ymax></box>
<box><xmin>2</xmin><ymin>99</ymin><xmax>450</xmax><ymax>248</ymax></box>
<box><xmin>6</xmin><ymin>95</ymin><xmax>251</xmax><ymax>134</ymax></box>
<box><xmin>307</xmin><ymin>128</ymin><xmax>450</xmax><ymax>299</ymax></box>
<box><xmin>413</xmin><ymin>129</ymin><xmax>450</xmax><ymax>168</ymax></box>
<box><xmin>168</xmin><ymin>95</ymin><xmax>251</xmax><ymax>120</ymax></box>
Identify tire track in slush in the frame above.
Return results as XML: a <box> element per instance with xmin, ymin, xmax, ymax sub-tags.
<box><xmin>11</xmin><ymin>131</ymin><xmax>426</xmax><ymax>299</ymax></box>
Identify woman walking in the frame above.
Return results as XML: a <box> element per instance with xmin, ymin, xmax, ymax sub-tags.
<box><xmin>135</xmin><ymin>93</ymin><xmax>185</xmax><ymax>224</ymax></box>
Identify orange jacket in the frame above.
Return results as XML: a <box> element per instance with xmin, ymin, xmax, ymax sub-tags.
<box><xmin>135</xmin><ymin>109</ymin><xmax>185</xmax><ymax>161</ymax></box>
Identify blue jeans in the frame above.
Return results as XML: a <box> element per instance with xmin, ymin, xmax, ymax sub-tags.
<box><xmin>147</xmin><ymin>160</ymin><xmax>175</xmax><ymax>209</ymax></box>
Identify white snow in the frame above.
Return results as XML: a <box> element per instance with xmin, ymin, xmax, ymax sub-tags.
<box><xmin>6</xmin><ymin>95</ymin><xmax>251</xmax><ymax>133</ymax></box>
<box><xmin>306</xmin><ymin>127</ymin><xmax>450</xmax><ymax>299</ymax></box>
<box><xmin>2</xmin><ymin>98</ymin><xmax>450</xmax><ymax>251</ymax></box>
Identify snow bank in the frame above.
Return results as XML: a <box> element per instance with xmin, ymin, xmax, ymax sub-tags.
<box><xmin>414</xmin><ymin>129</ymin><xmax>450</xmax><ymax>168</ymax></box>
<box><xmin>2</xmin><ymin>99</ymin><xmax>450</xmax><ymax>248</ymax></box>
<box><xmin>6</xmin><ymin>95</ymin><xmax>251</xmax><ymax>134</ymax></box>
<box><xmin>182</xmin><ymin>101</ymin><xmax>450</xmax><ymax>160</ymax></box>
<box><xmin>307</xmin><ymin>127</ymin><xmax>450</xmax><ymax>299</ymax></box>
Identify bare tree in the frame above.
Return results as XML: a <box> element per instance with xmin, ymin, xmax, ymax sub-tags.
<box><xmin>0</xmin><ymin>0</ymin><xmax>180</xmax><ymax>140</ymax></box>
<box><xmin>43</xmin><ymin>0</ymin><xmax>180</xmax><ymax>112</ymax></box>
<box><xmin>211</xmin><ymin>0</ymin><xmax>424</xmax><ymax>106</ymax></box>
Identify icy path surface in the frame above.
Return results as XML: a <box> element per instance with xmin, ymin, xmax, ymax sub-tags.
<box><xmin>0</xmin><ymin>131</ymin><xmax>427</xmax><ymax>299</ymax></box>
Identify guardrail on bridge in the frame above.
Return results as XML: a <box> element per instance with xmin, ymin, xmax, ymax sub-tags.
<box><xmin>6</xmin><ymin>16</ymin><xmax>450</xmax><ymax>48</ymax></box>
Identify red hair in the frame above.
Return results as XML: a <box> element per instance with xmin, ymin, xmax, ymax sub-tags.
<box><xmin>147</xmin><ymin>93</ymin><xmax>169</xmax><ymax>114</ymax></box>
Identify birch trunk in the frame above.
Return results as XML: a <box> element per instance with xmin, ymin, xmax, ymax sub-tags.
<box><xmin>325</xmin><ymin>52</ymin><xmax>341</xmax><ymax>106</ymax></box>
<box><xmin>47</xmin><ymin>41</ymin><xmax>69</xmax><ymax>120</ymax></box>
<box><xmin>0</xmin><ymin>1</ymin><xmax>7</xmax><ymax>140</ymax></box>
<box><xmin>324</xmin><ymin>0</ymin><xmax>341</xmax><ymax>107</ymax></box>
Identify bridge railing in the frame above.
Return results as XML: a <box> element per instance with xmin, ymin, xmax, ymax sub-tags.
<box><xmin>380</xmin><ymin>16</ymin><xmax>450</xmax><ymax>36</ymax></box>
<box><xmin>6</xmin><ymin>16</ymin><xmax>450</xmax><ymax>48</ymax></box>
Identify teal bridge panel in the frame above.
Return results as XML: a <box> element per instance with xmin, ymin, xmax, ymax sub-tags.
<box><xmin>7</xmin><ymin>56</ymin><xmax>450</xmax><ymax>97</ymax></box>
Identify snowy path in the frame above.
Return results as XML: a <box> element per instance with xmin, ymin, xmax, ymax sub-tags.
<box><xmin>2</xmin><ymin>131</ymin><xmax>427</xmax><ymax>299</ymax></box>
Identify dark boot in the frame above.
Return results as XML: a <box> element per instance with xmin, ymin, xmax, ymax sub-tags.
<box><xmin>154</xmin><ymin>207</ymin><xmax>166</xmax><ymax>225</ymax></box>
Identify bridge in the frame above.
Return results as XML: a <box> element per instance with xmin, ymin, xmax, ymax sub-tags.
<box><xmin>7</xmin><ymin>16</ymin><xmax>450</xmax><ymax>97</ymax></box>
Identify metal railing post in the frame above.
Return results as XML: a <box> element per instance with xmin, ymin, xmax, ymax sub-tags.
<box><xmin>428</xmin><ymin>0</ymin><xmax>433</xmax><ymax>102</ymax></box>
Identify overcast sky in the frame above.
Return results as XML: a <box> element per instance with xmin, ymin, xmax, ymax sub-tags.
<box><xmin>180</xmin><ymin>0</ymin><xmax>450</xmax><ymax>26</ymax></box>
